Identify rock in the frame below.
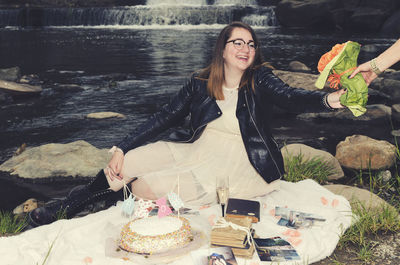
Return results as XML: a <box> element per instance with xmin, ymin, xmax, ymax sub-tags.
<box><xmin>0</xmin><ymin>140</ymin><xmax>111</xmax><ymax>179</ymax></box>
<box><xmin>297</xmin><ymin>104</ymin><xmax>391</xmax><ymax>122</ymax></box>
<box><xmin>0</xmin><ymin>79</ymin><xmax>42</xmax><ymax>95</ymax></box>
<box><xmin>391</xmin><ymin>129</ymin><xmax>400</xmax><ymax>137</ymax></box>
<box><xmin>381</xmin><ymin>9</ymin><xmax>400</xmax><ymax>35</ymax></box>
<box><xmin>55</xmin><ymin>84</ymin><xmax>84</xmax><ymax>92</ymax></box>
<box><xmin>377</xmin><ymin>170</ymin><xmax>392</xmax><ymax>183</ymax></box>
<box><xmin>392</xmin><ymin>104</ymin><xmax>400</xmax><ymax>122</ymax></box>
<box><xmin>12</xmin><ymin>198</ymin><xmax>43</xmax><ymax>215</ymax></box>
<box><xmin>382</xmin><ymin>70</ymin><xmax>400</xmax><ymax>81</ymax></box>
<box><xmin>362</xmin><ymin>44</ymin><xmax>379</xmax><ymax>53</ymax></box>
<box><xmin>324</xmin><ymin>184</ymin><xmax>398</xmax><ymax>214</ymax></box>
<box><xmin>348</xmin><ymin>7</ymin><xmax>387</xmax><ymax>32</ymax></box>
<box><xmin>276</xmin><ymin>0</ymin><xmax>336</xmax><ymax>29</ymax></box>
<box><xmin>14</xmin><ymin>143</ymin><xmax>27</xmax><ymax>156</ymax></box>
<box><xmin>288</xmin><ymin>61</ymin><xmax>311</xmax><ymax>73</ymax></box>
<box><xmin>281</xmin><ymin>143</ymin><xmax>344</xmax><ymax>180</ymax></box>
<box><xmin>335</xmin><ymin>135</ymin><xmax>397</xmax><ymax>170</ymax></box>
<box><xmin>273</xmin><ymin>70</ymin><xmax>330</xmax><ymax>91</ymax></box>
<box><xmin>0</xmin><ymin>67</ymin><xmax>21</xmax><ymax>82</ymax></box>
<box><xmin>86</xmin><ymin>112</ymin><xmax>126</xmax><ymax>119</ymax></box>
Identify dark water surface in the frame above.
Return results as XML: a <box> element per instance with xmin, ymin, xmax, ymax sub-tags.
<box><xmin>0</xmin><ymin>26</ymin><xmax>397</xmax><ymax>210</ymax></box>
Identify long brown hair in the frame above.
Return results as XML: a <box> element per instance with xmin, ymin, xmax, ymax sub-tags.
<box><xmin>198</xmin><ymin>21</ymin><xmax>265</xmax><ymax>100</ymax></box>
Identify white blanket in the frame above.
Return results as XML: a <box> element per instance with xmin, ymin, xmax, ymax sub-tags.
<box><xmin>0</xmin><ymin>179</ymin><xmax>352</xmax><ymax>265</ymax></box>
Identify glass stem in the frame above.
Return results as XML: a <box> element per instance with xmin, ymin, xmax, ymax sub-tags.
<box><xmin>221</xmin><ymin>203</ymin><xmax>225</xmax><ymax>217</ymax></box>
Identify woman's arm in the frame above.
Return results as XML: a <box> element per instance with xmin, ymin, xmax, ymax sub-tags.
<box><xmin>107</xmin><ymin>75</ymin><xmax>196</xmax><ymax>180</ymax></box>
<box><xmin>257</xmin><ymin>67</ymin><xmax>344</xmax><ymax>113</ymax></box>
<box><xmin>350</xmin><ymin>39</ymin><xmax>400</xmax><ymax>85</ymax></box>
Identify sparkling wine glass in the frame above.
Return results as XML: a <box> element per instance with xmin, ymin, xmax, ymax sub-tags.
<box><xmin>216</xmin><ymin>175</ymin><xmax>229</xmax><ymax>217</ymax></box>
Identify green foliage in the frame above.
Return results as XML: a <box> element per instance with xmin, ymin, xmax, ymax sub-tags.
<box><xmin>283</xmin><ymin>152</ymin><xmax>335</xmax><ymax>184</ymax></box>
<box><xmin>337</xmin><ymin>201</ymin><xmax>400</xmax><ymax>263</ymax></box>
<box><xmin>0</xmin><ymin>211</ymin><xmax>28</xmax><ymax>236</ymax></box>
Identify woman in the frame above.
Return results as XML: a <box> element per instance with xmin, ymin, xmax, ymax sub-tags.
<box><xmin>29</xmin><ymin>22</ymin><xmax>345</xmax><ymax>227</ymax></box>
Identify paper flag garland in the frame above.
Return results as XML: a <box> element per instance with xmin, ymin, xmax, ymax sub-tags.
<box><xmin>167</xmin><ymin>192</ymin><xmax>184</xmax><ymax>211</ymax></box>
<box><xmin>156</xmin><ymin>197</ymin><xmax>172</xmax><ymax>218</ymax></box>
<box><xmin>121</xmin><ymin>194</ymin><xmax>135</xmax><ymax>217</ymax></box>
<box><xmin>134</xmin><ymin>199</ymin><xmax>154</xmax><ymax>219</ymax></box>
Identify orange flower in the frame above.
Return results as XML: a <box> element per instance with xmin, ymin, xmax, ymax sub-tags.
<box><xmin>317</xmin><ymin>43</ymin><xmax>345</xmax><ymax>73</ymax></box>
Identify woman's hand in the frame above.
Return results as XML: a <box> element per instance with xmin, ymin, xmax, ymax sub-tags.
<box><xmin>349</xmin><ymin>61</ymin><xmax>378</xmax><ymax>85</ymax></box>
<box><xmin>327</xmin><ymin>89</ymin><xmax>347</xmax><ymax>108</ymax></box>
<box><xmin>107</xmin><ymin>151</ymin><xmax>124</xmax><ymax>181</ymax></box>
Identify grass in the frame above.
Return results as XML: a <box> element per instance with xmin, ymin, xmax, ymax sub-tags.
<box><xmin>283</xmin><ymin>145</ymin><xmax>400</xmax><ymax>264</ymax></box>
<box><xmin>0</xmin><ymin>210</ymin><xmax>28</xmax><ymax>236</ymax></box>
<box><xmin>283</xmin><ymin>152</ymin><xmax>336</xmax><ymax>184</ymax></box>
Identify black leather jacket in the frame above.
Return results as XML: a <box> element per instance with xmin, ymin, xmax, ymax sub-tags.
<box><xmin>117</xmin><ymin>66</ymin><xmax>333</xmax><ymax>184</ymax></box>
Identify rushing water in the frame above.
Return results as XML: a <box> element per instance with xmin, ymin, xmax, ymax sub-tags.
<box><xmin>0</xmin><ymin>3</ymin><xmax>398</xmax><ymax>210</ymax></box>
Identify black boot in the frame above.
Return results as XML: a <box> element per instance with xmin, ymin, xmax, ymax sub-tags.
<box><xmin>28</xmin><ymin>170</ymin><xmax>117</xmax><ymax>227</ymax></box>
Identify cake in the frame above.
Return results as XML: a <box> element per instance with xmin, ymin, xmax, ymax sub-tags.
<box><xmin>119</xmin><ymin>216</ymin><xmax>192</xmax><ymax>254</ymax></box>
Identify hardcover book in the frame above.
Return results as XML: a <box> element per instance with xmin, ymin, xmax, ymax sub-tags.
<box><xmin>225</xmin><ymin>198</ymin><xmax>260</xmax><ymax>223</ymax></box>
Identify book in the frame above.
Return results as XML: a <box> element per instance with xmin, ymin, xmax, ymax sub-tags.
<box><xmin>225</xmin><ymin>198</ymin><xmax>260</xmax><ymax>223</ymax></box>
<box><xmin>210</xmin><ymin>217</ymin><xmax>252</xmax><ymax>249</ymax></box>
<box><xmin>231</xmin><ymin>240</ymin><xmax>255</xmax><ymax>259</ymax></box>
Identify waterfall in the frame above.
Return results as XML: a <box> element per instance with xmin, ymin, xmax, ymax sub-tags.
<box><xmin>0</xmin><ymin>2</ymin><xmax>278</xmax><ymax>28</ymax></box>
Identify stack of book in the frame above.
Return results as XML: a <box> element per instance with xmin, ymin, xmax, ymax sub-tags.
<box><xmin>210</xmin><ymin>217</ymin><xmax>255</xmax><ymax>258</ymax></box>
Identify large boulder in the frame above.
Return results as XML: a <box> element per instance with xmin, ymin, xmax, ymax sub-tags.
<box><xmin>370</xmin><ymin>78</ymin><xmax>400</xmax><ymax>102</ymax></box>
<box><xmin>324</xmin><ymin>184</ymin><xmax>398</xmax><ymax>214</ymax></box>
<box><xmin>0</xmin><ymin>141</ymin><xmax>110</xmax><ymax>179</ymax></box>
<box><xmin>335</xmin><ymin>135</ymin><xmax>397</xmax><ymax>170</ymax></box>
<box><xmin>281</xmin><ymin>143</ymin><xmax>344</xmax><ymax>180</ymax></box>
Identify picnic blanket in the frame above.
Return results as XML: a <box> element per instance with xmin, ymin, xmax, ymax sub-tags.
<box><xmin>0</xmin><ymin>179</ymin><xmax>352</xmax><ymax>265</ymax></box>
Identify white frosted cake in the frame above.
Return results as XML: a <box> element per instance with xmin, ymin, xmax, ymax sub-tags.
<box><xmin>119</xmin><ymin>216</ymin><xmax>192</xmax><ymax>254</ymax></box>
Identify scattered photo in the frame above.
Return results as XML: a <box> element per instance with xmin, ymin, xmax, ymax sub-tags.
<box><xmin>254</xmin><ymin>237</ymin><xmax>300</xmax><ymax>262</ymax></box>
<box><xmin>275</xmin><ymin>206</ymin><xmax>326</xmax><ymax>229</ymax></box>
<box><xmin>191</xmin><ymin>247</ymin><xmax>238</xmax><ymax>265</ymax></box>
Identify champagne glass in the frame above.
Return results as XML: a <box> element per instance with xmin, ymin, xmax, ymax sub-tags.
<box><xmin>216</xmin><ymin>175</ymin><xmax>229</xmax><ymax>217</ymax></box>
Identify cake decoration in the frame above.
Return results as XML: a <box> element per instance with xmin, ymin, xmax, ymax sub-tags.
<box><xmin>155</xmin><ymin>197</ymin><xmax>172</xmax><ymax>218</ymax></box>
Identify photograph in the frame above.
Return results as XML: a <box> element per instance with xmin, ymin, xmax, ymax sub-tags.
<box><xmin>254</xmin><ymin>237</ymin><xmax>300</xmax><ymax>262</ymax></box>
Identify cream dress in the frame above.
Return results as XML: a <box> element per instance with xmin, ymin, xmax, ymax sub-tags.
<box><xmin>108</xmin><ymin>87</ymin><xmax>280</xmax><ymax>207</ymax></box>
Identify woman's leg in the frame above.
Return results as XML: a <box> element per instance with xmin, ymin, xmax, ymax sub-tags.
<box><xmin>106</xmin><ymin>141</ymin><xmax>178</xmax><ymax>200</ymax></box>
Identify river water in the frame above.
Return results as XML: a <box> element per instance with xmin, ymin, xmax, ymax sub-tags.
<box><xmin>0</xmin><ymin>3</ymin><xmax>398</xmax><ymax>210</ymax></box>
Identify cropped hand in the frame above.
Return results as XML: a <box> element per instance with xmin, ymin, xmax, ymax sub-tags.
<box><xmin>327</xmin><ymin>89</ymin><xmax>346</xmax><ymax>108</ymax></box>
<box><xmin>107</xmin><ymin>151</ymin><xmax>124</xmax><ymax>181</ymax></box>
<box><xmin>349</xmin><ymin>61</ymin><xmax>378</xmax><ymax>85</ymax></box>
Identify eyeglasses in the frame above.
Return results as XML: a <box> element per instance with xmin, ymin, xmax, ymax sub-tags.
<box><xmin>226</xmin><ymin>39</ymin><xmax>257</xmax><ymax>51</ymax></box>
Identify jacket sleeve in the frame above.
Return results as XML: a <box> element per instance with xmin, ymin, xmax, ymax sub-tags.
<box><xmin>116</xmin><ymin>74</ymin><xmax>195</xmax><ymax>154</ymax></box>
<box><xmin>255</xmin><ymin>66</ymin><xmax>334</xmax><ymax>113</ymax></box>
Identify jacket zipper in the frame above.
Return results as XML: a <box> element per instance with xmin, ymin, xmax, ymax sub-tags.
<box><xmin>244</xmin><ymin>90</ymin><xmax>283</xmax><ymax>179</ymax></box>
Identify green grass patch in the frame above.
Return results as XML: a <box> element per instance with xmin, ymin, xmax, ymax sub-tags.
<box><xmin>337</xmin><ymin>201</ymin><xmax>400</xmax><ymax>263</ymax></box>
<box><xmin>0</xmin><ymin>210</ymin><xmax>28</xmax><ymax>236</ymax></box>
<box><xmin>283</xmin><ymin>152</ymin><xmax>335</xmax><ymax>184</ymax></box>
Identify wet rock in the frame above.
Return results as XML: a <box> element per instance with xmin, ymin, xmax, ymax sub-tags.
<box><xmin>0</xmin><ymin>79</ymin><xmax>42</xmax><ymax>95</ymax></box>
<box><xmin>335</xmin><ymin>135</ymin><xmax>397</xmax><ymax>170</ymax></box>
<box><xmin>14</xmin><ymin>143</ymin><xmax>27</xmax><ymax>156</ymax></box>
<box><xmin>19</xmin><ymin>74</ymin><xmax>41</xmax><ymax>85</ymax></box>
<box><xmin>381</xmin><ymin>9</ymin><xmax>400</xmax><ymax>35</ymax></box>
<box><xmin>381</xmin><ymin>69</ymin><xmax>400</xmax><ymax>81</ymax></box>
<box><xmin>288</xmin><ymin>61</ymin><xmax>311</xmax><ymax>73</ymax></box>
<box><xmin>0</xmin><ymin>140</ymin><xmax>110</xmax><ymax>179</ymax></box>
<box><xmin>377</xmin><ymin>170</ymin><xmax>392</xmax><ymax>183</ymax></box>
<box><xmin>0</xmin><ymin>67</ymin><xmax>21</xmax><ymax>82</ymax></box>
<box><xmin>297</xmin><ymin>104</ymin><xmax>391</xmax><ymax>122</ymax></box>
<box><xmin>392</xmin><ymin>104</ymin><xmax>400</xmax><ymax>122</ymax></box>
<box><xmin>273</xmin><ymin>70</ymin><xmax>329</xmax><ymax>91</ymax></box>
<box><xmin>276</xmin><ymin>0</ymin><xmax>336</xmax><ymax>29</ymax></box>
<box><xmin>54</xmin><ymin>84</ymin><xmax>84</xmax><ymax>92</ymax></box>
<box><xmin>86</xmin><ymin>112</ymin><xmax>126</xmax><ymax>119</ymax></box>
<box><xmin>12</xmin><ymin>198</ymin><xmax>43</xmax><ymax>216</ymax></box>
<box><xmin>324</xmin><ymin>184</ymin><xmax>398</xmax><ymax>214</ymax></box>
<box><xmin>281</xmin><ymin>143</ymin><xmax>344</xmax><ymax>180</ymax></box>
<box><xmin>371</xmin><ymin>78</ymin><xmax>400</xmax><ymax>102</ymax></box>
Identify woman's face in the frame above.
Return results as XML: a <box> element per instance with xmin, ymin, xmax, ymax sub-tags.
<box><xmin>223</xmin><ymin>27</ymin><xmax>256</xmax><ymax>74</ymax></box>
